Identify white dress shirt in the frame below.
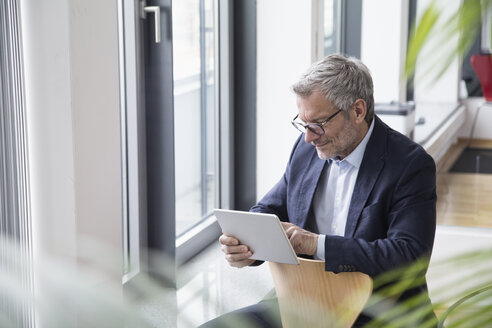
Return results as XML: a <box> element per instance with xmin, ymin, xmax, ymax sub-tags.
<box><xmin>314</xmin><ymin>119</ymin><xmax>375</xmax><ymax>260</ymax></box>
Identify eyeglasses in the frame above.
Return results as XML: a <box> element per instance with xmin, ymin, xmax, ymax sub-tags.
<box><xmin>291</xmin><ymin>109</ymin><xmax>342</xmax><ymax>136</ymax></box>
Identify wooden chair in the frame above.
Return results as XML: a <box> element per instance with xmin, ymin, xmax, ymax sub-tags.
<box><xmin>268</xmin><ymin>258</ymin><xmax>373</xmax><ymax>328</ymax></box>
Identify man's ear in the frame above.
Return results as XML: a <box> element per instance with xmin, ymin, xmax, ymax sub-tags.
<box><xmin>352</xmin><ymin>99</ymin><xmax>367</xmax><ymax>124</ymax></box>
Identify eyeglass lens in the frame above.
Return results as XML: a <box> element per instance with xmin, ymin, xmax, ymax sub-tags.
<box><xmin>292</xmin><ymin>122</ymin><xmax>324</xmax><ymax>136</ymax></box>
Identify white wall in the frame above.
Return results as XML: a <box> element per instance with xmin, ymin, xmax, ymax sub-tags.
<box><xmin>360</xmin><ymin>0</ymin><xmax>462</xmax><ymax>104</ymax></box>
<box><xmin>22</xmin><ymin>0</ymin><xmax>76</xmax><ymax>262</ymax></box>
<box><xmin>458</xmin><ymin>98</ymin><xmax>492</xmax><ymax>140</ymax></box>
<box><xmin>256</xmin><ymin>0</ymin><xmax>314</xmax><ymax>199</ymax></box>
<box><xmin>361</xmin><ymin>0</ymin><xmax>409</xmax><ymax>103</ymax></box>
<box><xmin>428</xmin><ymin>226</ymin><xmax>492</xmax><ymax>308</ymax></box>
<box><xmin>21</xmin><ymin>0</ymin><xmax>123</xmax><ymax>326</ymax></box>
<box><xmin>21</xmin><ymin>3</ymin><xmax>78</xmax><ymax>323</ymax></box>
<box><xmin>69</xmin><ymin>0</ymin><xmax>123</xmax><ymax>261</ymax></box>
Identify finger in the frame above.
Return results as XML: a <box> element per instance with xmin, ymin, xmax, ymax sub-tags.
<box><xmin>219</xmin><ymin>234</ymin><xmax>239</xmax><ymax>246</ymax></box>
<box><xmin>281</xmin><ymin>222</ymin><xmax>293</xmax><ymax>235</ymax></box>
<box><xmin>291</xmin><ymin>230</ymin><xmax>303</xmax><ymax>246</ymax></box>
<box><xmin>226</xmin><ymin>251</ymin><xmax>253</xmax><ymax>263</ymax></box>
<box><xmin>221</xmin><ymin>245</ymin><xmax>249</xmax><ymax>254</ymax></box>
<box><xmin>288</xmin><ymin>229</ymin><xmax>297</xmax><ymax>243</ymax></box>
<box><xmin>281</xmin><ymin>222</ymin><xmax>294</xmax><ymax>230</ymax></box>
<box><xmin>284</xmin><ymin>226</ymin><xmax>296</xmax><ymax>238</ymax></box>
<box><xmin>289</xmin><ymin>230</ymin><xmax>317</xmax><ymax>255</ymax></box>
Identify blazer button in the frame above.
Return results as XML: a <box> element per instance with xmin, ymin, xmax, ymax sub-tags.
<box><xmin>338</xmin><ymin>265</ymin><xmax>344</xmax><ymax>271</ymax></box>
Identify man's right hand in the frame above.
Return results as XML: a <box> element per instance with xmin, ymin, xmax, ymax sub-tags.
<box><xmin>219</xmin><ymin>234</ymin><xmax>255</xmax><ymax>268</ymax></box>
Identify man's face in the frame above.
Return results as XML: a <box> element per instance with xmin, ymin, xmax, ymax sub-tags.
<box><xmin>296</xmin><ymin>90</ymin><xmax>363</xmax><ymax>160</ymax></box>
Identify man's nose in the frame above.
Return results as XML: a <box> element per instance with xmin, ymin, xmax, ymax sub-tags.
<box><xmin>304</xmin><ymin>129</ymin><xmax>321</xmax><ymax>143</ymax></box>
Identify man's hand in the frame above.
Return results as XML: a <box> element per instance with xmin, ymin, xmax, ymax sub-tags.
<box><xmin>219</xmin><ymin>234</ymin><xmax>255</xmax><ymax>268</ymax></box>
<box><xmin>281</xmin><ymin>222</ymin><xmax>319</xmax><ymax>256</ymax></box>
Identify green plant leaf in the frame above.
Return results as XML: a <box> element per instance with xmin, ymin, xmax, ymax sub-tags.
<box><xmin>406</xmin><ymin>0</ymin><xmax>440</xmax><ymax>79</ymax></box>
<box><xmin>405</xmin><ymin>0</ymin><xmax>485</xmax><ymax>84</ymax></box>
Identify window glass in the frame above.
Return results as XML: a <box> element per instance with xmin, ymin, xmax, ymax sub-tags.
<box><xmin>172</xmin><ymin>0</ymin><xmax>218</xmax><ymax>236</ymax></box>
<box><xmin>324</xmin><ymin>0</ymin><xmax>341</xmax><ymax>55</ymax></box>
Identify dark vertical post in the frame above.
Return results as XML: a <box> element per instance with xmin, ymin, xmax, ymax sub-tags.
<box><xmin>144</xmin><ymin>0</ymin><xmax>176</xmax><ymax>286</ymax></box>
<box><xmin>341</xmin><ymin>0</ymin><xmax>362</xmax><ymax>59</ymax></box>
<box><xmin>233</xmin><ymin>0</ymin><xmax>257</xmax><ymax>211</ymax></box>
<box><xmin>407</xmin><ymin>0</ymin><xmax>417</xmax><ymax>101</ymax></box>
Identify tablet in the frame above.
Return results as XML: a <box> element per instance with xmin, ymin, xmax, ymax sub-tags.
<box><xmin>214</xmin><ymin>209</ymin><xmax>299</xmax><ymax>265</ymax></box>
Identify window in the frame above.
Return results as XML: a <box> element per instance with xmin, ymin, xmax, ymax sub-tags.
<box><xmin>173</xmin><ymin>0</ymin><xmax>219</xmax><ymax>237</ymax></box>
<box><xmin>119</xmin><ymin>0</ymin><xmax>230</xmax><ymax>279</ymax></box>
<box><xmin>324</xmin><ymin>0</ymin><xmax>342</xmax><ymax>55</ymax></box>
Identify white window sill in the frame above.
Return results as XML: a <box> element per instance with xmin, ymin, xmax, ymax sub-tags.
<box><xmin>138</xmin><ymin>241</ymin><xmax>274</xmax><ymax>328</ymax></box>
<box><xmin>414</xmin><ymin>102</ymin><xmax>466</xmax><ymax>162</ymax></box>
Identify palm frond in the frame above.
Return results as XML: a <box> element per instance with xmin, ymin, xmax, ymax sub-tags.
<box><xmin>405</xmin><ymin>0</ymin><xmax>488</xmax><ymax>84</ymax></box>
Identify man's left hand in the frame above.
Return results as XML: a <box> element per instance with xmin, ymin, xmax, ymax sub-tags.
<box><xmin>281</xmin><ymin>222</ymin><xmax>318</xmax><ymax>256</ymax></box>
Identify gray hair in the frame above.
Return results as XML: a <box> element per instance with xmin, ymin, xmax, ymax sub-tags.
<box><xmin>292</xmin><ymin>54</ymin><xmax>374</xmax><ymax>124</ymax></box>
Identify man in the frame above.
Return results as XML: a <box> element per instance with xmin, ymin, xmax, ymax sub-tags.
<box><xmin>215</xmin><ymin>54</ymin><xmax>437</xmax><ymax>327</ymax></box>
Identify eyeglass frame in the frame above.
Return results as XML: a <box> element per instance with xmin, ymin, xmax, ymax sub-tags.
<box><xmin>291</xmin><ymin>109</ymin><xmax>343</xmax><ymax>136</ymax></box>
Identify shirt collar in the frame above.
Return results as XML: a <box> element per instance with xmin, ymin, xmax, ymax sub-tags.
<box><xmin>331</xmin><ymin>118</ymin><xmax>375</xmax><ymax>169</ymax></box>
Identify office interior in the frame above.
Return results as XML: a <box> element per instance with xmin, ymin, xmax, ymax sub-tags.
<box><xmin>2</xmin><ymin>0</ymin><xmax>492</xmax><ymax>327</ymax></box>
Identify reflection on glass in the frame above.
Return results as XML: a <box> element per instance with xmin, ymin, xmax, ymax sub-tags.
<box><xmin>324</xmin><ymin>0</ymin><xmax>341</xmax><ymax>55</ymax></box>
<box><xmin>172</xmin><ymin>0</ymin><xmax>218</xmax><ymax>236</ymax></box>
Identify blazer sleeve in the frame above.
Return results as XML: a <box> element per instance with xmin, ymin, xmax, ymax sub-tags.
<box><xmin>323</xmin><ymin>150</ymin><xmax>437</xmax><ymax>277</ymax></box>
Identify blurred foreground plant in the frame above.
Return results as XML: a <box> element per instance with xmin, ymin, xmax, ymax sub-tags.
<box><xmin>365</xmin><ymin>247</ymin><xmax>492</xmax><ymax>327</ymax></box>
<box><xmin>2</xmin><ymin>232</ymin><xmax>492</xmax><ymax>327</ymax></box>
<box><xmin>0</xmin><ymin>235</ymin><xmax>183</xmax><ymax>328</ymax></box>
<box><xmin>406</xmin><ymin>0</ymin><xmax>492</xmax><ymax>83</ymax></box>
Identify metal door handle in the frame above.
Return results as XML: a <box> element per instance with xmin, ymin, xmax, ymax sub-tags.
<box><xmin>140</xmin><ymin>4</ymin><xmax>161</xmax><ymax>43</ymax></box>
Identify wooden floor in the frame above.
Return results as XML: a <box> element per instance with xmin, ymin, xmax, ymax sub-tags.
<box><xmin>433</xmin><ymin>139</ymin><xmax>492</xmax><ymax>321</ymax></box>
<box><xmin>436</xmin><ymin>139</ymin><xmax>492</xmax><ymax>228</ymax></box>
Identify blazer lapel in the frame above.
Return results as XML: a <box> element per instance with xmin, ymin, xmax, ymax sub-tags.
<box><xmin>296</xmin><ymin>149</ymin><xmax>327</xmax><ymax>229</ymax></box>
<box><xmin>345</xmin><ymin>117</ymin><xmax>387</xmax><ymax>237</ymax></box>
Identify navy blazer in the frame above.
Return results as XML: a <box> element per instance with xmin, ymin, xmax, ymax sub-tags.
<box><xmin>251</xmin><ymin>116</ymin><xmax>437</xmax><ymax>278</ymax></box>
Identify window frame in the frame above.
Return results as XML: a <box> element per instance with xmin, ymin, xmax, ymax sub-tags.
<box><xmin>175</xmin><ymin>0</ymin><xmax>232</xmax><ymax>265</ymax></box>
<box><xmin>117</xmin><ymin>0</ymin><xmax>258</xmax><ymax>275</ymax></box>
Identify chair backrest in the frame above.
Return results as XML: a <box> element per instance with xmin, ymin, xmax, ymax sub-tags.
<box><xmin>471</xmin><ymin>54</ymin><xmax>492</xmax><ymax>102</ymax></box>
<box><xmin>269</xmin><ymin>258</ymin><xmax>372</xmax><ymax>328</ymax></box>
